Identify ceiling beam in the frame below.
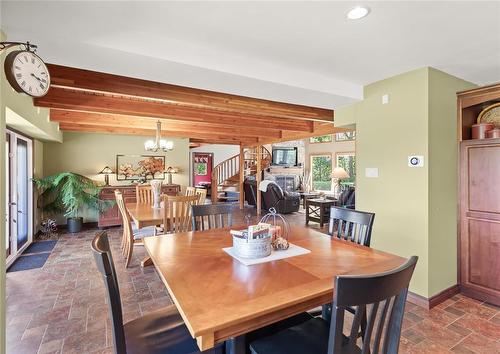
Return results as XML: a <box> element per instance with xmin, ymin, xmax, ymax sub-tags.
<box><xmin>35</xmin><ymin>87</ymin><xmax>313</xmax><ymax>132</ymax></box>
<box><xmin>47</xmin><ymin>64</ymin><xmax>333</xmax><ymax>122</ymax></box>
<box><xmin>50</xmin><ymin>110</ymin><xmax>282</xmax><ymax>139</ymax></box>
<box><xmin>57</xmin><ymin>122</ymin><xmax>259</xmax><ymax>144</ymax></box>
<box><xmin>244</xmin><ymin>122</ymin><xmax>350</xmax><ymax>147</ymax></box>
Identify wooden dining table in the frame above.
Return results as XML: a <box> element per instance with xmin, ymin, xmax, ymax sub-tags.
<box><xmin>126</xmin><ymin>202</ymin><xmax>164</xmax><ymax>229</ymax></box>
<box><xmin>143</xmin><ymin>225</ymin><xmax>406</xmax><ymax>353</ymax></box>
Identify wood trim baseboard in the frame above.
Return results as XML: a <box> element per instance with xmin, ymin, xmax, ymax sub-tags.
<box><xmin>407</xmin><ymin>284</ymin><xmax>460</xmax><ymax>310</ymax></box>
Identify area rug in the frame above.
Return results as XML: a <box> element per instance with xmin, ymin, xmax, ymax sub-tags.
<box><xmin>7</xmin><ymin>240</ymin><xmax>57</xmax><ymax>273</ymax></box>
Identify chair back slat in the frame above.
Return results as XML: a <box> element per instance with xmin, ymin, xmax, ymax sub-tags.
<box><xmin>328</xmin><ymin>207</ymin><xmax>375</xmax><ymax>247</ymax></box>
<box><xmin>185</xmin><ymin>186</ymin><xmax>196</xmax><ymax>196</ymax></box>
<box><xmin>328</xmin><ymin>256</ymin><xmax>418</xmax><ymax>354</ymax></box>
<box><xmin>163</xmin><ymin>194</ymin><xmax>199</xmax><ymax>233</ymax></box>
<box><xmin>191</xmin><ymin>204</ymin><xmax>235</xmax><ymax>231</ymax></box>
<box><xmin>195</xmin><ymin>188</ymin><xmax>207</xmax><ymax>205</ymax></box>
<box><xmin>136</xmin><ymin>184</ymin><xmax>153</xmax><ymax>204</ymax></box>
<box><xmin>91</xmin><ymin>232</ymin><xmax>126</xmax><ymax>354</ymax></box>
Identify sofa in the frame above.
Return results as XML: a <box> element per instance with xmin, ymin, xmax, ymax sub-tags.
<box><xmin>244</xmin><ymin>177</ymin><xmax>300</xmax><ymax>214</ymax></box>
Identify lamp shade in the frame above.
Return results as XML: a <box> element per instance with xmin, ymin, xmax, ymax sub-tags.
<box><xmin>331</xmin><ymin>167</ymin><xmax>349</xmax><ymax>179</ymax></box>
<box><xmin>99</xmin><ymin>166</ymin><xmax>113</xmax><ymax>174</ymax></box>
<box><xmin>165</xmin><ymin>166</ymin><xmax>179</xmax><ymax>174</ymax></box>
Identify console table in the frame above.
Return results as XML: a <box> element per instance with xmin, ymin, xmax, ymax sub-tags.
<box><xmin>98</xmin><ymin>184</ymin><xmax>180</xmax><ymax>228</ymax></box>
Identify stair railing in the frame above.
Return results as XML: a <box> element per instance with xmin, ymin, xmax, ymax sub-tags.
<box><xmin>211</xmin><ymin>146</ymin><xmax>272</xmax><ymax>203</ymax></box>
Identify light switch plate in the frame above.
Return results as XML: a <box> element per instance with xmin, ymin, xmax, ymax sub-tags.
<box><xmin>382</xmin><ymin>94</ymin><xmax>389</xmax><ymax>104</ymax></box>
<box><xmin>408</xmin><ymin>156</ymin><xmax>424</xmax><ymax>167</ymax></box>
<box><xmin>365</xmin><ymin>167</ymin><xmax>379</xmax><ymax>178</ymax></box>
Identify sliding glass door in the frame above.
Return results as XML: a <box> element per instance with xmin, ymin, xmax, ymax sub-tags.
<box><xmin>5</xmin><ymin>130</ymin><xmax>33</xmax><ymax>267</ymax></box>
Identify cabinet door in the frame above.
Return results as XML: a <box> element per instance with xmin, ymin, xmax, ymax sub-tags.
<box><xmin>460</xmin><ymin>141</ymin><xmax>500</xmax><ymax>305</ymax></box>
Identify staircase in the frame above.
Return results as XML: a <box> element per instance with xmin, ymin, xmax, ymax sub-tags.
<box><xmin>211</xmin><ymin>147</ymin><xmax>271</xmax><ymax>204</ymax></box>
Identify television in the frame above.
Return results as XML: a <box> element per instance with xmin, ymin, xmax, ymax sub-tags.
<box><xmin>272</xmin><ymin>147</ymin><xmax>298</xmax><ymax>167</ymax></box>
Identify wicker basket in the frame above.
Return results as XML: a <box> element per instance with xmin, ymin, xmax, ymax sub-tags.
<box><xmin>232</xmin><ymin>235</ymin><xmax>272</xmax><ymax>259</ymax></box>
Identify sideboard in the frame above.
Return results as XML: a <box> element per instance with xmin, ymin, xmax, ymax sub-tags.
<box><xmin>98</xmin><ymin>184</ymin><xmax>180</xmax><ymax>228</ymax></box>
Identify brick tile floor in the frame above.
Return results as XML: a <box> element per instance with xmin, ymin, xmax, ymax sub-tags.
<box><xmin>6</xmin><ymin>207</ymin><xmax>500</xmax><ymax>353</ymax></box>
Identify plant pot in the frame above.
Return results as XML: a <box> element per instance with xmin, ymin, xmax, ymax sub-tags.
<box><xmin>67</xmin><ymin>217</ymin><xmax>83</xmax><ymax>233</ymax></box>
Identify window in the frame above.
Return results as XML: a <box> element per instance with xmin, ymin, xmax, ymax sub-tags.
<box><xmin>336</xmin><ymin>152</ymin><xmax>356</xmax><ymax>185</ymax></box>
<box><xmin>309</xmin><ymin>134</ymin><xmax>332</xmax><ymax>143</ymax></box>
<box><xmin>310</xmin><ymin>154</ymin><xmax>332</xmax><ymax>191</ymax></box>
<box><xmin>335</xmin><ymin>131</ymin><xmax>356</xmax><ymax>142</ymax></box>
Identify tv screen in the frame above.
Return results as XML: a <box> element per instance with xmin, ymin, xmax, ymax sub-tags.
<box><xmin>272</xmin><ymin>147</ymin><xmax>298</xmax><ymax>166</ymax></box>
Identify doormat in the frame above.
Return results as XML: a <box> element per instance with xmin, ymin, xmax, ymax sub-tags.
<box><xmin>7</xmin><ymin>240</ymin><xmax>57</xmax><ymax>273</ymax></box>
<box><xmin>24</xmin><ymin>240</ymin><xmax>57</xmax><ymax>254</ymax></box>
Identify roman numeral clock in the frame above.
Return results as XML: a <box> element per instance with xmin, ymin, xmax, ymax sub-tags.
<box><xmin>1</xmin><ymin>41</ymin><xmax>50</xmax><ymax>97</ymax></box>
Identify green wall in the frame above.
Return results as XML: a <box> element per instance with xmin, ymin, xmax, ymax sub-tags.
<box><xmin>336</xmin><ymin>67</ymin><xmax>475</xmax><ymax>298</ymax></box>
<box><xmin>427</xmin><ymin>68</ymin><xmax>475</xmax><ymax>295</ymax></box>
<box><xmin>43</xmin><ymin>131</ymin><xmax>190</xmax><ymax>223</ymax></box>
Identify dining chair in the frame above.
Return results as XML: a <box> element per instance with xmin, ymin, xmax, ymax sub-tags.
<box><xmin>136</xmin><ymin>184</ymin><xmax>153</xmax><ymax>204</ymax></box>
<box><xmin>185</xmin><ymin>186</ymin><xmax>196</xmax><ymax>196</ymax></box>
<box><xmin>249</xmin><ymin>256</ymin><xmax>418</xmax><ymax>354</ymax></box>
<box><xmin>195</xmin><ymin>187</ymin><xmax>207</xmax><ymax>205</ymax></box>
<box><xmin>157</xmin><ymin>194</ymin><xmax>200</xmax><ymax>234</ymax></box>
<box><xmin>191</xmin><ymin>204</ymin><xmax>235</xmax><ymax>231</ymax></box>
<box><xmin>314</xmin><ymin>207</ymin><xmax>375</xmax><ymax>325</ymax></box>
<box><xmin>328</xmin><ymin>207</ymin><xmax>375</xmax><ymax>247</ymax></box>
<box><xmin>115</xmin><ymin>190</ymin><xmax>155</xmax><ymax>268</ymax></box>
<box><xmin>91</xmin><ymin>231</ymin><xmax>223</xmax><ymax>354</ymax></box>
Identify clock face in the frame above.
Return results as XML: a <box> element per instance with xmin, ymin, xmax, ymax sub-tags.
<box><xmin>4</xmin><ymin>50</ymin><xmax>50</xmax><ymax>97</ymax></box>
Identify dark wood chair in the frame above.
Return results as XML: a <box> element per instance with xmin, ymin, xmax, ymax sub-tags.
<box><xmin>311</xmin><ymin>208</ymin><xmax>376</xmax><ymax>320</ymax></box>
<box><xmin>191</xmin><ymin>203</ymin><xmax>235</xmax><ymax>231</ymax></box>
<box><xmin>91</xmin><ymin>231</ymin><xmax>222</xmax><ymax>354</ymax></box>
<box><xmin>328</xmin><ymin>207</ymin><xmax>375</xmax><ymax>247</ymax></box>
<box><xmin>249</xmin><ymin>256</ymin><xmax>418</xmax><ymax>354</ymax></box>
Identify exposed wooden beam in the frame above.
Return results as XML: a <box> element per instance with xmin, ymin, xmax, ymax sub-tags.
<box><xmin>189</xmin><ymin>138</ymin><xmax>253</xmax><ymax>145</ymax></box>
<box><xmin>50</xmin><ymin>110</ymin><xmax>281</xmax><ymax>139</ymax></box>
<box><xmin>244</xmin><ymin>122</ymin><xmax>350</xmax><ymax>146</ymax></box>
<box><xmin>57</xmin><ymin>122</ymin><xmax>258</xmax><ymax>144</ymax></box>
<box><xmin>35</xmin><ymin>88</ymin><xmax>312</xmax><ymax>132</ymax></box>
<box><xmin>47</xmin><ymin>64</ymin><xmax>333</xmax><ymax>122</ymax></box>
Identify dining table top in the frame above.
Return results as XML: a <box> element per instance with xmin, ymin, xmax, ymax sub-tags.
<box><xmin>142</xmin><ymin>224</ymin><xmax>406</xmax><ymax>351</ymax></box>
<box><xmin>126</xmin><ymin>202</ymin><xmax>163</xmax><ymax>228</ymax></box>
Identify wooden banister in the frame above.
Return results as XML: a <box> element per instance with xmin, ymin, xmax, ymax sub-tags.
<box><xmin>211</xmin><ymin>146</ymin><xmax>272</xmax><ymax>203</ymax></box>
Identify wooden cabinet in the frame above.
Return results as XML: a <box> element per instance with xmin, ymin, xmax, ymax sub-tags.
<box><xmin>98</xmin><ymin>184</ymin><xmax>180</xmax><ymax>228</ymax></box>
<box><xmin>458</xmin><ymin>84</ymin><xmax>500</xmax><ymax>306</ymax></box>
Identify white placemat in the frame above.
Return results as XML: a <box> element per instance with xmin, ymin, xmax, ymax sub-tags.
<box><xmin>223</xmin><ymin>243</ymin><xmax>311</xmax><ymax>266</ymax></box>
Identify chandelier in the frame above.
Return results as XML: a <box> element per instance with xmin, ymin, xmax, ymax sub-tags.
<box><xmin>144</xmin><ymin>120</ymin><xmax>173</xmax><ymax>152</ymax></box>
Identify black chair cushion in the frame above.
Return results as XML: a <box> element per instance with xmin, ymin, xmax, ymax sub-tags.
<box><xmin>249</xmin><ymin>317</ymin><xmax>359</xmax><ymax>354</ymax></box>
<box><xmin>124</xmin><ymin>305</ymin><xmax>202</xmax><ymax>354</ymax></box>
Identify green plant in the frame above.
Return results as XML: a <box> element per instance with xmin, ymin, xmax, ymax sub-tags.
<box><xmin>33</xmin><ymin>172</ymin><xmax>110</xmax><ymax>218</ymax></box>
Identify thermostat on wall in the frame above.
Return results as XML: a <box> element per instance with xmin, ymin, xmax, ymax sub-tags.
<box><xmin>408</xmin><ymin>156</ymin><xmax>424</xmax><ymax>167</ymax></box>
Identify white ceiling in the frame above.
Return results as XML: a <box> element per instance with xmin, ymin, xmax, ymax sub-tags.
<box><xmin>2</xmin><ymin>1</ymin><xmax>499</xmax><ymax>109</ymax></box>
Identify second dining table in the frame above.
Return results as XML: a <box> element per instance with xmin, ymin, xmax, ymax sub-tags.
<box><xmin>142</xmin><ymin>224</ymin><xmax>406</xmax><ymax>353</ymax></box>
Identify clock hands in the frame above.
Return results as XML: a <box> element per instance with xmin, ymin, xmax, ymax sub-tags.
<box><xmin>31</xmin><ymin>73</ymin><xmax>42</xmax><ymax>82</ymax></box>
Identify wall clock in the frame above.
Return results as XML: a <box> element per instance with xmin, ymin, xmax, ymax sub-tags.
<box><xmin>2</xmin><ymin>42</ymin><xmax>50</xmax><ymax>97</ymax></box>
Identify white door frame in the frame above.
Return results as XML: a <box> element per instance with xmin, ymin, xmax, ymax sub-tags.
<box><xmin>5</xmin><ymin>129</ymin><xmax>33</xmax><ymax>268</ymax></box>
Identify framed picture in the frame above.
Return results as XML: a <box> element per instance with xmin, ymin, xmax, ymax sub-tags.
<box><xmin>116</xmin><ymin>155</ymin><xmax>165</xmax><ymax>181</ymax></box>
<box><xmin>194</xmin><ymin>162</ymin><xmax>208</xmax><ymax>176</ymax></box>
<box><xmin>335</xmin><ymin>131</ymin><xmax>356</xmax><ymax>142</ymax></box>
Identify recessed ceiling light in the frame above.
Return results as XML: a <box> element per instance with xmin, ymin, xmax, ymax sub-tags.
<box><xmin>346</xmin><ymin>6</ymin><xmax>370</xmax><ymax>20</ymax></box>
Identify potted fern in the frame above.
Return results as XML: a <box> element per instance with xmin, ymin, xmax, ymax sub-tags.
<box><xmin>34</xmin><ymin>172</ymin><xmax>108</xmax><ymax>233</ymax></box>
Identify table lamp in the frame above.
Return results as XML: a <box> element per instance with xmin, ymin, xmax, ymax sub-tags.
<box><xmin>99</xmin><ymin>166</ymin><xmax>113</xmax><ymax>186</ymax></box>
<box><xmin>164</xmin><ymin>166</ymin><xmax>179</xmax><ymax>185</ymax></box>
<box><xmin>331</xmin><ymin>167</ymin><xmax>349</xmax><ymax>198</ymax></box>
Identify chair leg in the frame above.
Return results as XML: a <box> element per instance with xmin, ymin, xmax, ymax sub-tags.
<box><xmin>225</xmin><ymin>335</ymin><xmax>245</xmax><ymax>354</ymax></box>
<box><xmin>125</xmin><ymin>231</ymin><xmax>135</xmax><ymax>268</ymax></box>
<box><xmin>322</xmin><ymin>303</ymin><xmax>332</xmax><ymax>322</ymax></box>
